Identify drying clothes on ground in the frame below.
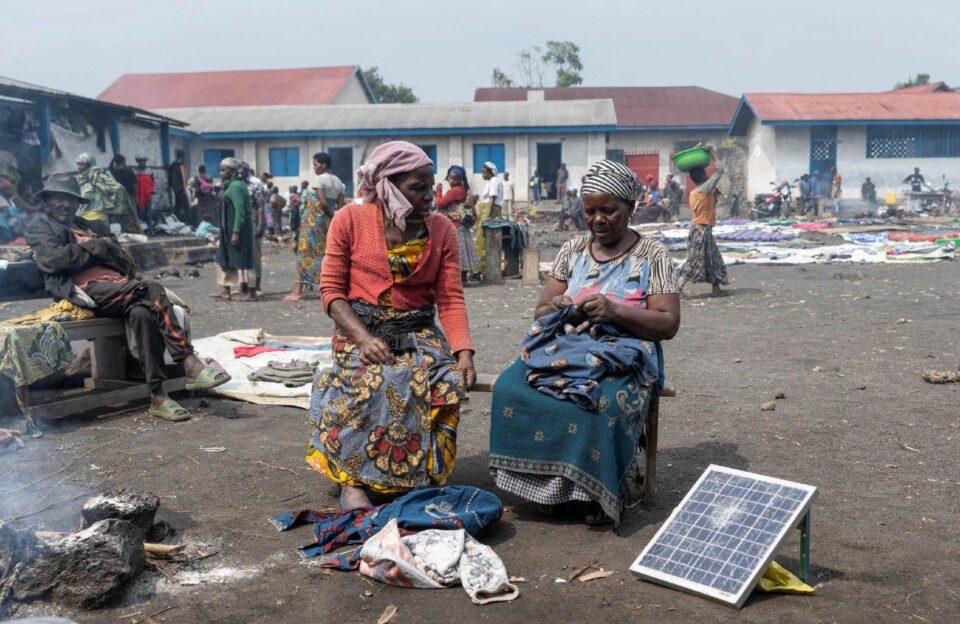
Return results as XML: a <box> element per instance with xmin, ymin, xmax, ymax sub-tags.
<box><xmin>270</xmin><ymin>486</ymin><xmax>503</xmax><ymax>565</ymax></box>
<box><xmin>1</xmin><ymin>300</ymin><xmax>95</xmax><ymax>326</ymax></box>
<box><xmin>261</xmin><ymin>339</ymin><xmax>330</xmax><ymax>351</ymax></box>
<box><xmin>489</xmin><ymin>229</ymin><xmax>675</xmax><ymax>525</ymax></box>
<box><xmin>77</xmin><ymin>167</ymin><xmax>141</xmax><ymax>234</ymax></box>
<box><xmin>521</xmin><ymin>305</ymin><xmax>659</xmax><ymax>410</ymax></box>
<box><xmin>233</xmin><ymin>345</ymin><xmax>290</xmax><ymax>358</ymax></box>
<box><xmin>247</xmin><ymin>359</ymin><xmax>316</xmax><ymax>387</ymax></box>
<box><xmin>0</xmin><ymin>322</ymin><xmax>73</xmax><ymax>409</ymax></box>
<box><xmin>360</xmin><ymin>518</ymin><xmax>519</xmax><ymax>605</ymax></box>
<box><xmin>195</xmin><ymin>220</ymin><xmax>220</xmax><ymax>238</ymax></box>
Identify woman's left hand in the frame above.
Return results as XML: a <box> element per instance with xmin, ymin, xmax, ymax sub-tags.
<box><xmin>579</xmin><ymin>294</ymin><xmax>619</xmax><ymax>325</ymax></box>
<box><xmin>456</xmin><ymin>351</ymin><xmax>476</xmax><ymax>389</ymax></box>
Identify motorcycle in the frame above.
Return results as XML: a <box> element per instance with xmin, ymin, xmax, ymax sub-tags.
<box><xmin>752</xmin><ymin>181</ymin><xmax>793</xmax><ymax>220</ymax></box>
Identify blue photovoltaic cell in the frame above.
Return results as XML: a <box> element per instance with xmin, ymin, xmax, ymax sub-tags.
<box><xmin>634</xmin><ymin>467</ymin><xmax>813</xmax><ymax>600</ymax></box>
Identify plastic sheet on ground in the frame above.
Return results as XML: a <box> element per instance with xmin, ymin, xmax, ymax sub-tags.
<box><xmin>191</xmin><ymin>328</ymin><xmax>332</xmax><ymax>409</ymax></box>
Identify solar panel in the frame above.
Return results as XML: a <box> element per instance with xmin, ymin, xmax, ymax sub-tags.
<box><xmin>630</xmin><ymin>465</ymin><xmax>817</xmax><ymax>608</ymax></box>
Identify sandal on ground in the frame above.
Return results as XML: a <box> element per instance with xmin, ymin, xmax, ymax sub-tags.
<box><xmin>185</xmin><ymin>366</ymin><xmax>232</xmax><ymax>391</ymax></box>
<box><xmin>281</xmin><ymin>294</ymin><xmax>302</xmax><ymax>302</ymax></box>
<box><xmin>148</xmin><ymin>398</ymin><xmax>191</xmax><ymax>422</ymax></box>
<box><xmin>208</xmin><ymin>292</ymin><xmax>231</xmax><ymax>300</ymax></box>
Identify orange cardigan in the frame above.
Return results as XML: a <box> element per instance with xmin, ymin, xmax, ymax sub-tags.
<box><xmin>320</xmin><ymin>203</ymin><xmax>473</xmax><ymax>354</ymax></box>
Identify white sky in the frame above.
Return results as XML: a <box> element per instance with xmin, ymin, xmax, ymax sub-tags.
<box><xmin>1</xmin><ymin>0</ymin><xmax>955</xmax><ymax>103</ymax></box>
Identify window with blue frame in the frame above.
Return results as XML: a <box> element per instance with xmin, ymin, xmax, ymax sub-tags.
<box><xmin>203</xmin><ymin>149</ymin><xmax>235</xmax><ymax>179</ymax></box>
<box><xmin>866</xmin><ymin>125</ymin><xmax>960</xmax><ymax>158</ymax></box>
<box><xmin>268</xmin><ymin>147</ymin><xmax>300</xmax><ymax>176</ymax></box>
<box><xmin>418</xmin><ymin>145</ymin><xmax>438</xmax><ymax>172</ymax></box>
<box><xmin>472</xmin><ymin>143</ymin><xmax>505</xmax><ymax>173</ymax></box>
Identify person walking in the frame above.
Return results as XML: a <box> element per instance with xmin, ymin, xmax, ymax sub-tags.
<box><xmin>555</xmin><ymin>163</ymin><xmax>568</xmax><ymax>201</ymax></box>
<box><xmin>503</xmin><ymin>171</ymin><xmax>515</xmax><ymax>220</ymax></box>
<box><xmin>529</xmin><ymin>170</ymin><xmax>541</xmax><ymax>203</ymax></box>
<box><xmin>166</xmin><ymin>150</ymin><xmax>191</xmax><ymax>226</ymax></box>
<box><xmin>475</xmin><ymin>162</ymin><xmax>504</xmax><ymax>272</ymax></box>
<box><xmin>134</xmin><ymin>156</ymin><xmax>156</xmax><ymax>234</ymax></box>
<box><xmin>212</xmin><ymin>158</ymin><xmax>256</xmax><ymax>302</ymax></box>
<box><xmin>283</xmin><ymin>153</ymin><xmax>345</xmax><ymax>301</ymax></box>
<box><xmin>678</xmin><ymin>164</ymin><xmax>727</xmax><ymax>297</ymax></box>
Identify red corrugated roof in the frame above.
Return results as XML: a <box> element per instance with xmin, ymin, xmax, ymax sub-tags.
<box><xmin>474</xmin><ymin>86</ymin><xmax>738</xmax><ymax>128</ymax></box>
<box><xmin>742</xmin><ymin>92</ymin><xmax>960</xmax><ymax>122</ymax></box>
<box><xmin>98</xmin><ymin>66</ymin><xmax>369</xmax><ymax>109</ymax></box>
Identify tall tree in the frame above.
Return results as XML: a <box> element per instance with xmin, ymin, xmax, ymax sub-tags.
<box><xmin>543</xmin><ymin>40</ymin><xmax>583</xmax><ymax>87</ymax></box>
<box><xmin>491</xmin><ymin>68</ymin><xmax>514</xmax><ymax>88</ymax></box>
<box><xmin>515</xmin><ymin>46</ymin><xmax>547</xmax><ymax>88</ymax></box>
<box><xmin>362</xmin><ymin>67</ymin><xmax>418</xmax><ymax>103</ymax></box>
<box><xmin>894</xmin><ymin>73</ymin><xmax>931</xmax><ymax>90</ymax></box>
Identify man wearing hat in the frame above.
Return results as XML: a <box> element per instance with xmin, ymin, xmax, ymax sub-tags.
<box><xmin>24</xmin><ymin>173</ymin><xmax>231</xmax><ymax>421</ymax></box>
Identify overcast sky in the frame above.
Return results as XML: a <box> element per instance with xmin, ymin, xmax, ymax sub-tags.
<box><xmin>1</xmin><ymin>0</ymin><xmax>955</xmax><ymax>103</ymax></box>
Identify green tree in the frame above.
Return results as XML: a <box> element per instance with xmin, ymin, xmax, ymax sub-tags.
<box><xmin>362</xmin><ymin>66</ymin><xmax>418</xmax><ymax>103</ymax></box>
<box><xmin>515</xmin><ymin>46</ymin><xmax>546</xmax><ymax>88</ymax></box>
<box><xmin>492</xmin><ymin>68</ymin><xmax>513</xmax><ymax>88</ymax></box>
<box><xmin>543</xmin><ymin>40</ymin><xmax>583</xmax><ymax>87</ymax></box>
<box><xmin>894</xmin><ymin>73</ymin><xmax>931</xmax><ymax>90</ymax></box>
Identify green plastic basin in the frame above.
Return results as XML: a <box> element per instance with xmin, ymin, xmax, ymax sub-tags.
<box><xmin>672</xmin><ymin>146</ymin><xmax>712</xmax><ymax>172</ymax></box>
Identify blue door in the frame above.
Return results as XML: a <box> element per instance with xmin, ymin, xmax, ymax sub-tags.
<box><xmin>809</xmin><ymin>126</ymin><xmax>837</xmax><ymax>175</ymax></box>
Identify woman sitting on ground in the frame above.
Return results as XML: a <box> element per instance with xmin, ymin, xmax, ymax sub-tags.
<box><xmin>307</xmin><ymin>141</ymin><xmax>477</xmax><ymax>509</ymax></box>
<box><xmin>488</xmin><ymin>160</ymin><xmax>681</xmax><ymax>526</ymax></box>
<box><xmin>435</xmin><ymin>165</ymin><xmax>480</xmax><ymax>283</ymax></box>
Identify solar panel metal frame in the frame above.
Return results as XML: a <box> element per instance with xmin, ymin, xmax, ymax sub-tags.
<box><xmin>629</xmin><ymin>464</ymin><xmax>817</xmax><ymax>608</ymax></box>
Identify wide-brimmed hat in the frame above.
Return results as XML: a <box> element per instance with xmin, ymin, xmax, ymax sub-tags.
<box><xmin>37</xmin><ymin>172</ymin><xmax>88</xmax><ymax>203</ymax></box>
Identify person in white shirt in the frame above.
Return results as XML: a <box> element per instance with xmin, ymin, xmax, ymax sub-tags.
<box><xmin>503</xmin><ymin>171</ymin><xmax>515</xmax><ymax>220</ymax></box>
<box><xmin>475</xmin><ymin>161</ymin><xmax>504</xmax><ymax>272</ymax></box>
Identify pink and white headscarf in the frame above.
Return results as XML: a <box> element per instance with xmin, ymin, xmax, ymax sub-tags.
<box><xmin>356</xmin><ymin>141</ymin><xmax>434</xmax><ymax>230</ymax></box>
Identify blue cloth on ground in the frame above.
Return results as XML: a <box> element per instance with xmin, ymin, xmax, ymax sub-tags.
<box><xmin>270</xmin><ymin>485</ymin><xmax>502</xmax><ymax>567</ymax></box>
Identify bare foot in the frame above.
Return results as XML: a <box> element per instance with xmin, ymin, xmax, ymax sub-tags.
<box><xmin>339</xmin><ymin>485</ymin><xmax>372</xmax><ymax>509</ymax></box>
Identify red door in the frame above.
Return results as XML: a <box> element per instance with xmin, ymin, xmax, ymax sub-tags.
<box><xmin>626</xmin><ymin>153</ymin><xmax>659</xmax><ymax>190</ymax></box>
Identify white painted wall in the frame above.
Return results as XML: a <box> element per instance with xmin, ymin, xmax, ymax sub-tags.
<box><xmin>836</xmin><ymin>126</ymin><xmax>958</xmax><ymax>196</ymax></box>
<box><xmin>746</xmin><ymin>123</ymin><xmax>960</xmax><ymax>199</ymax></box>
<box><xmin>333</xmin><ymin>74</ymin><xmax>374</xmax><ymax>105</ymax></box>
<box><xmin>745</xmin><ymin>119</ymin><xmax>778</xmax><ymax>197</ymax></box>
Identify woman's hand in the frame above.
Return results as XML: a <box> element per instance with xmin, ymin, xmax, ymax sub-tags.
<box><xmin>456</xmin><ymin>351</ymin><xmax>476</xmax><ymax>389</ymax></box>
<box><xmin>230</xmin><ymin>232</ymin><xmax>240</xmax><ymax>246</ymax></box>
<box><xmin>550</xmin><ymin>294</ymin><xmax>575</xmax><ymax>311</ymax></box>
<box><xmin>579</xmin><ymin>294</ymin><xmax>619</xmax><ymax>325</ymax></box>
<box><xmin>357</xmin><ymin>335</ymin><xmax>394</xmax><ymax>365</ymax></box>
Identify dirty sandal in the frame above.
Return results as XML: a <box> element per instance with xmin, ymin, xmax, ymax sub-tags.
<box><xmin>185</xmin><ymin>366</ymin><xmax>232</xmax><ymax>391</ymax></box>
<box><xmin>148</xmin><ymin>399</ymin><xmax>191</xmax><ymax>422</ymax></box>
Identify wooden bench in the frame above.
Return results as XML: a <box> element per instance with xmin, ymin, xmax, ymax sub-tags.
<box><xmin>21</xmin><ymin>318</ymin><xmax>187</xmax><ymax>422</ymax></box>
<box><xmin>473</xmin><ymin>373</ymin><xmax>675</xmax><ymax>505</ymax></box>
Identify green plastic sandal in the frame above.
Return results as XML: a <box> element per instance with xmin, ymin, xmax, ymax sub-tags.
<box><xmin>148</xmin><ymin>398</ymin><xmax>191</xmax><ymax>422</ymax></box>
<box><xmin>185</xmin><ymin>367</ymin><xmax>231</xmax><ymax>391</ymax></box>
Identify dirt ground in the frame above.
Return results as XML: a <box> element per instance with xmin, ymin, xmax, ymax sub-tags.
<box><xmin>1</xmin><ymin>239</ymin><xmax>959</xmax><ymax>624</ymax></box>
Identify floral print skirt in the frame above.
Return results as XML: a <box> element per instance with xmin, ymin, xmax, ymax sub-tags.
<box><xmin>306</xmin><ymin>307</ymin><xmax>466</xmax><ymax>494</ymax></box>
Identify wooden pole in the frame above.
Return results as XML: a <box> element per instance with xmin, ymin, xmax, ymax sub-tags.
<box><xmin>483</xmin><ymin>228</ymin><xmax>504</xmax><ymax>285</ymax></box>
<box><xmin>521</xmin><ymin>248</ymin><xmax>540</xmax><ymax>285</ymax></box>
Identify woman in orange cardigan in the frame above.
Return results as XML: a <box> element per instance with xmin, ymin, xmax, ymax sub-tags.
<box><xmin>307</xmin><ymin>141</ymin><xmax>476</xmax><ymax>509</ymax></box>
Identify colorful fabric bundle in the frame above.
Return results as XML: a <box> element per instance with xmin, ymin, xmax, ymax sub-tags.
<box><xmin>270</xmin><ymin>486</ymin><xmax>503</xmax><ymax>566</ymax></box>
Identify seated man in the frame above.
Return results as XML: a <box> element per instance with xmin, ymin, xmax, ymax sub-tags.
<box><xmin>25</xmin><ymin>173</ymin><xmax>231</xmax><ymax>421</ymax></box>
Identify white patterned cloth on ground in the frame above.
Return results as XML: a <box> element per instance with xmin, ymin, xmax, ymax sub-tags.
<box><xmin>359</xmin><ymin>518</ymin><xmax>520</xmax><ymax>605</ymax></box>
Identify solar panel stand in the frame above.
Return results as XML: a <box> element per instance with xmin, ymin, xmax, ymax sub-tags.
<box><xmin>798</xmin><ymin>509</ymin><xmax>811</xmax><ymax>582</ymax></box>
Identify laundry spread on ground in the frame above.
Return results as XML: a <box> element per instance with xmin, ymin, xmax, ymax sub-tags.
<box><xmin>191</xmin><ymin>328</ymin><xmax>332</xmax><ymax>408</ymax></box>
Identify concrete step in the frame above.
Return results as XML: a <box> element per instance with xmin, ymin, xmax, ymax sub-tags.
<box><xmin>164</xmin><ymin>245</ymin><xmax>217</xmax><ymax>265</ymax></box>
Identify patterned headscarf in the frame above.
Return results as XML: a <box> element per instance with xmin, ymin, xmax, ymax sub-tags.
<box><xmin>581</xmin><ymin>160</ymin><xmax>640</xmax><ymax>204</ymax></box>
<box><xmin>447</xmin><ymin>165</ymin><xmax>469</xmax><ymax>192</ymax></box>
<box><xmin>220</xmin><ymin>157</ymin><xmax>242</xmax><ymax>177</ymax></box>
<box><xmin>75</xmin><ymin>153</ymin><xmax>96</xmax><ymax>168</ymax></box>
<box><xmin>357</xmin><ymin>141</ymin><xmax>433</xmax><ymax>230</ymax></box>
<box><xmin>483</xmin><ymin>161</ymin><xmax>498</xmax><ymax>176</ymax></box>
